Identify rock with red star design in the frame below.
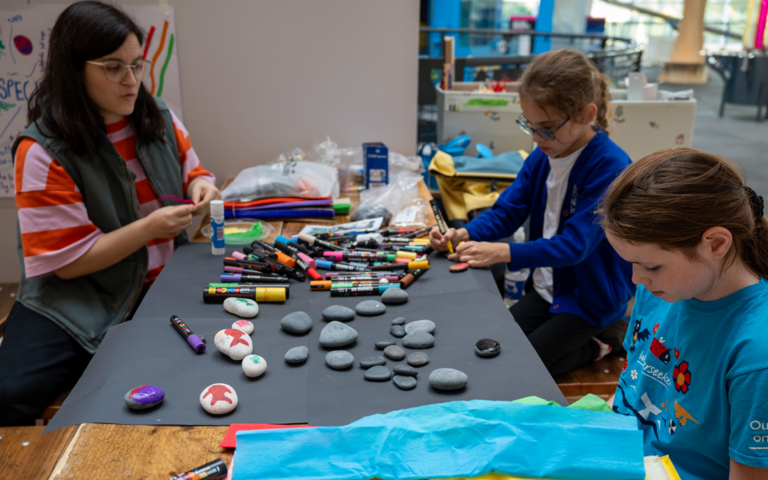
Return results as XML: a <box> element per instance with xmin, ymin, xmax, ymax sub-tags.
<box><xmin>214</xmin><ymin>328</ymin><xmax>253</xmax><ymax>360</ymax></box>
<box><xmin>199</xmin><ymin>383</ymin><xmax>238</xmax><ymax>414</ymax></box>
<box><xmin>232</xmin><ymin>320</ymin><xmax>254</xmax><ymax>335</ymax></box>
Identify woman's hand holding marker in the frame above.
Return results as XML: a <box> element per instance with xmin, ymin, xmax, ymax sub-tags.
<box><xmin>429</xmin><ymin>226</ymin><xmax>469</xmax><ymax>253</ymax></box>
<box><xmin>450</xmin><ymin>241</ymin><xmax>511</xmax><ymax>267</ymax></box>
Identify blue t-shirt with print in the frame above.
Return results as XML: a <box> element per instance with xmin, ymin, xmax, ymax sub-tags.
<box><xmin>615</xmin><ymin>280</ymin><xmax>768</xmax><ymax>479</ymax></box>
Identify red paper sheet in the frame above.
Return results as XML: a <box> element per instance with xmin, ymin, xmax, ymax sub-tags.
<box><xmin>220</xmin><ymin>423</ymin><xmax>314</xmax><ymax>449</ymax></box>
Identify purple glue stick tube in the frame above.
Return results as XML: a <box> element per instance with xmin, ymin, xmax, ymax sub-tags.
<box><xmin>170</xmin><ymin>315</ymin><xmax>206</xmax><ymax>354</ymax></box>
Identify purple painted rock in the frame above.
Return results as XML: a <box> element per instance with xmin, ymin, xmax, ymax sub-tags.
<box><xmin>124</xmin><ymin>385</ymin><xmax>164</xmax><ymax>410</ymax></box>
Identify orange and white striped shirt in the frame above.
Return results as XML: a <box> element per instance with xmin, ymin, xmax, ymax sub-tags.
<box><xmin>14</xmin><ymin>110</ymin><xmax>214</xmax><ymax>285</ymax></box>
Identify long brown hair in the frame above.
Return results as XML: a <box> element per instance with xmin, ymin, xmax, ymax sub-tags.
<box><xmin>600</xmin><ymin>148</ymin><xmax>768</xmax><ymax>279</ymax></box>
<box><xmin>518</xmin><ymin>49</ymin><xmax>612</xmax><ymax>134</ymax></box>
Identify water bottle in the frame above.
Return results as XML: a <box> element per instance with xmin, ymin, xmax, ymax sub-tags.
<box><xmin>504</xmin><ymin>227</ymin><xmax>529</xmax><ymax>307</ymax></box>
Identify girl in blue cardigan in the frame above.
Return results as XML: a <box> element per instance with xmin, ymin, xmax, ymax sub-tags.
<box><xmin>430</xmin><ymin>49</ymin><xmax>634</xmax><ymax>376</ymax></box>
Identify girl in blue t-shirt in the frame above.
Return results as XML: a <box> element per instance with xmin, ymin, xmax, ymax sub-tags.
<box><xmin>601</xmin><ymin>148</ymin><xmax>768</xmax><ymax>479</ymax></box>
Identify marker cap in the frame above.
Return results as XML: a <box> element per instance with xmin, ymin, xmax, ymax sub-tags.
<box><xmin>315</xmin><ymin>259</ymin><xmax>333</xmax><ymax>270</ymax></box>
<box><xmin>408</xmin><ymin>260</ymin><xmax>430</xmax><ymax>270</ymax></box>
<box><xmin>297</xmin><ymin>252</ymin><xmax>316</xmax><ymax>269</ymax></box>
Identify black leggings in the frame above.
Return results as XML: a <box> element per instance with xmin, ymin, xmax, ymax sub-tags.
<box><xmin>0</xmin><ymin>290</ymin><xmax>147</xmax><ymax>426</ymax></box>
<box><xmin>510</xmin><ymin>289</ymin><xmax>607</xmax><ymax>377</ymax></box>
<box><xmin>0</xmin><ymin>302</ymin><xmax>93</xmax><ymax>426</ymax></box>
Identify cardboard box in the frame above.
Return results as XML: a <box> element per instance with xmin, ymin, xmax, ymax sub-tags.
<box><xmin>362</xmin><ymin>142</ymin><xmax>388</xmax><ymax>188</ymax></box>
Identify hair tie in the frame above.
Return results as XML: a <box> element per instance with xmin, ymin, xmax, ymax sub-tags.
<box><xmin>745</xmin><ymin>186</ymin><xmax>764</xmax><ymax>219</ymax></box>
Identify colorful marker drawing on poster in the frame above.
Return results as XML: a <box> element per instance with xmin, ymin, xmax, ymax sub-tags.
<box><xmin>0</xmin><ymin>5</ymin><xmax>183</xmax><ymax>197</ymax></box>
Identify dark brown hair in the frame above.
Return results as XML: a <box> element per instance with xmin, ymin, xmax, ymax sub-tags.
<box><xmin>28</xmin><ymin>1</ymin><xmax>166</xmax><ymax>159</ymax></box>
<box><xmin>518</xmin><ymin>49</ymin><xmax>612</xmax><ymax>134</ymax></box>
<box><xmin>600</xmin><ymin>148</ymin><xmax>768</xmax><ymax>279</ymax></box>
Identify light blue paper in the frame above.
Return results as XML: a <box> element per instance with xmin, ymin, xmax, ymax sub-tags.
<box><xmin>232</xmin><ymin>399</ymin><xmax>644</xmax><ymax>480</ymax></box>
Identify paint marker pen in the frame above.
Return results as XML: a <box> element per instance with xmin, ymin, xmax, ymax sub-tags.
<box><xmin>324</xmin><ymin>271</ymin><xmax>398</xmax><ymax>279</ymax></box>
<box><xmin>429</xmin><ymin>199</ymin><xmax>453</xmax><ymax>254</ymax></box>
<box><xmin>170</xmin><ymin>315</ymin><xmax>206</xmax><ymax>354</ymax></box>
<box><xmin>220</xmin><ymin>273</ymin><xmax>289</xmax><ymax>283</ymax></box>
<box><xmin>370</xmin><ymin>260</ymin><xmax>430</xmax><ymax>271</ymax></box>
<box><xmin>275</xmin><ymin>236</ymin><xmax>314</xmax><ymax>257</ymax></box>
<box><xmin>331</xmin><ymin>275</ymin><xmax>399</xmax><ymax>282</ymax></box>
<box><xmin>399</xmin><ymin>268</ymin><xmax>428</xmax><ymax>289</ymax></box>
<box><xmin>311</xmin><ymin>280</ymin><xmax>380</xmax><ymax>291</ymax></box>
<box><xmin>168</xmin><ymin>458</ymin><xmax>227</xmax><ymax>480</ymax></box>
<box><xmin>202</xmin><ymin>287</ymin><xmax>287</xmax><ymax>303</ymax></box>
<box><xmin>298</xmin><ymin>233</ymin><xmax>346</xmax><ymax>252</ymax></box>
<box><xmin>315</xmin><ymin>259</ymin><xmax>367</xmax><ymax>272</ymax></box>
<box><xmin>271</xmin><ymin>242</ymin><xmax>322</xmax><ymax>280</ymax></box>
<box><xmin>330</xmin><ymin>284</ymin><xmax>401</xmax><ymax>297</ymax></box>
<box><xmin>207</xmin><ymin>284</ymin><xmax>290</xmax><ymax>299</ymax></box>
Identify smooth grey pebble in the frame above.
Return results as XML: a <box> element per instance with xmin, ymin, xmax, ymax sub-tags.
<box><xmin>325</xmin><ymin>350</ymin><xmax>354</xmax><ymax>370</ymax></box>
<box><xmin>383</xmin><ymin>345</ymin><xmax>406</xmax><ymax>361</ymax></box>
<box><xmin>375</xmin><ymin>339</ymin><xmax>396</xmax><ymax>350</ymax></box>
<box><xmin>429</xmin><ymin>368</ymin><xmax>468</xmax><ymax>391</ymax></box>
<box><xmin>364</xmin><ymin>365</ymin><xmax>392</xmax><ymax>381</ymax></box>
<box><xmin>402</xmin><ymin>331</ymin><xmax>435</xmax><ymax>349</ymax></box>
<box><xmin>381</xmin><ymin>288</ymin><xmax>408</xmax><ymax>305</ymax></box>
<box><xmin>391</xmin><ymin>316</ymin><xmax>406</xmax><ymax>325</ymax></box>
<box><xmin>407</xmin><ymin>352</ymin><xmax>429</xmax><ymax>367</ymax></box>
<box><xmin>359</xmin><ymin>356</ymin><xmax>387</xmax><ymax>369</ymax></box>
<box><xmin>319</xmin><ymin>321</ymin><xmax>359</xmax><ymax>347</ymax></box>
<box><xmin>393</xmin><ymin>365</ymin><xmax>418</xmax><ymax>377</ymax></box>
<box><xmin>393</xmin><ymin>375</ymin><xmax>417</xmax><ymax>390</ymax></box>
<box><xmin>390</xmin><ymin>325</ymin><xmax>406</xmax><ymax>338</ymax></box>
<box><xmin>280</xmin><ymin>311</ymin><xmax>313</xmax><ymax>334</ymax></box>
<box><xmin>285</xmin><ymin>346</ymin><xmax>309</xmax><ymax>364</ymax></box>
<box><xmin>321</xmin><ymin>305</ymin><xmax>355</xmax><ymax>322</ymax></box>
<box><xmin>404</xmin><ymin>319</ymin><xmax>436</xmax><ymax>335</ymax></box>
<box><xmin>356</xmin><ymin>300</ymin><xmax>386</xmax><ymax>316</ymax></box>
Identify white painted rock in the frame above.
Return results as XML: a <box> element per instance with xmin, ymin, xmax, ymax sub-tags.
<box><xmin>200</xmin><ymin>383</ymin><xmax>238</xmax><ymax>414</ymax></box>
<box><xmin>224</xmin><ymin>297</ymin><xmax>259</xmax><ymax>318</ymax></box>
<box><xmin>242</xmin><ymin>354</ymin><xmax>267</xmax><ymax>378</ymax></box>
<box><xmin>215</xmin><ymin>328</ymin><xmax>253</xmax><ymax>360</ymax></box>
<box><xmin>232</xmin><ymin>319</ymin><xmax>254</xmax><ymax>335</ymax></box>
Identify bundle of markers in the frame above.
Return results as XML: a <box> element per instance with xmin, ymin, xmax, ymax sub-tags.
<box><xmin>202</xmin><ymin>226</ymin><xmax>434</xmax><ymax>304</ymax></box>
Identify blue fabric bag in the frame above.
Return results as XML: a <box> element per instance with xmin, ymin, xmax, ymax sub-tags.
<box><xmin>232</xmin><ymin>399</ymin><xmax>644</xmax><ymax>480</ymax></box>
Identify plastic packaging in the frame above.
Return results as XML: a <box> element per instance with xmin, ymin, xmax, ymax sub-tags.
<box><xmin>390</xmin><ymin>198</ymin><xmax>428</xmax><ymax>229</ymax></box>
<box><xmin>350</xmin><ymin>173</ymin><xmax>422</xmax><ymax>224</ymax></box>
<box><xmin>221</xmin><ymin>161</ymin><xmax>340</xmax><ymax>201</ymax></box>
<box><xmin>504</xmin><ymin>227</ymin><xmax>529</xmax><ymax>307</ymax></box>
<box><xmin>210</xmin><ymin>200</ymin><xmax>225</xmax><ymax>255</ymax></box>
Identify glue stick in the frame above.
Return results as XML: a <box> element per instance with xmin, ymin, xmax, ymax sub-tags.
<box><xmin>210</xmin><ymin>200</ymin><xmax>225</xmax><ymax>255</ymax></box>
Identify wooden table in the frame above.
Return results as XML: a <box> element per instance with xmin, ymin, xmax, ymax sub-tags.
<box><xmin>1</xmin><ymin>181</ymin><xmax>436</xmax><ymax>480</ymax></box>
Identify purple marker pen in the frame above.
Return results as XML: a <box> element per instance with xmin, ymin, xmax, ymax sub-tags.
<box><xmin>170</xmin><ymin>315</ymin><xmax>206</xmax><ymax>354</ymax></box>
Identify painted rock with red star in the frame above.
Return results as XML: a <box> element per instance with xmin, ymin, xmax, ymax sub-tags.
<box><xmin>214</xmin><ymin>328</ymin><xmax>253</xmax><ymax>360</ymax></box>
<box><xmin>232</xmin><ymin>319</ymin><xmax>254</xmax><ymax>335</ymax></box>
<box><xmin>199</xmin><ymin>383</ymin><xmax>238</xmax><ymax>414</ymax></box>
<box><xmin>124</xmin><ymin>385</ymin><xmax>164</xmax><ymax>410</ymax></box>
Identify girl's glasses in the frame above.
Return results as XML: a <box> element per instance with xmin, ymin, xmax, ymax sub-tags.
<box><xmin>516</xmin><ymin>114</ymin><xmax>570</xmax><ymax>142</ymax></box>
<box><xmin>86</xmin><ymin>59</ymin><xmax>152</xmax><ymax>84</ymax></box>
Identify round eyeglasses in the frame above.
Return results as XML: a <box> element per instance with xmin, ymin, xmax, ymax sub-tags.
<box><xmin>516</xmin><ymin>114</ymin><xmax>570</xmax><ymax>142</ymax></box>
<box><xmin>86</xmin><ymin>59</ymin><xmax>152</xmax><ymax>84</ymax></box>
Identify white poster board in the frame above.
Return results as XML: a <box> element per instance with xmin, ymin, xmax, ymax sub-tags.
<box><xmin>0</xmin><ymin>5</ymin><xmax>183</xmax><ymax>197</ymax></box>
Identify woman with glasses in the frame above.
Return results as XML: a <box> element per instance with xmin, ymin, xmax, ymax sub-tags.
<box><xmin>0</xmin><ymin>1</ymin><xmax>219</xmax><ymax>425</ymax></box>
<box><xmin>430</xmin><ymin>49</ymin><xmax>634</xmax><ymax>377</ymax></box>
